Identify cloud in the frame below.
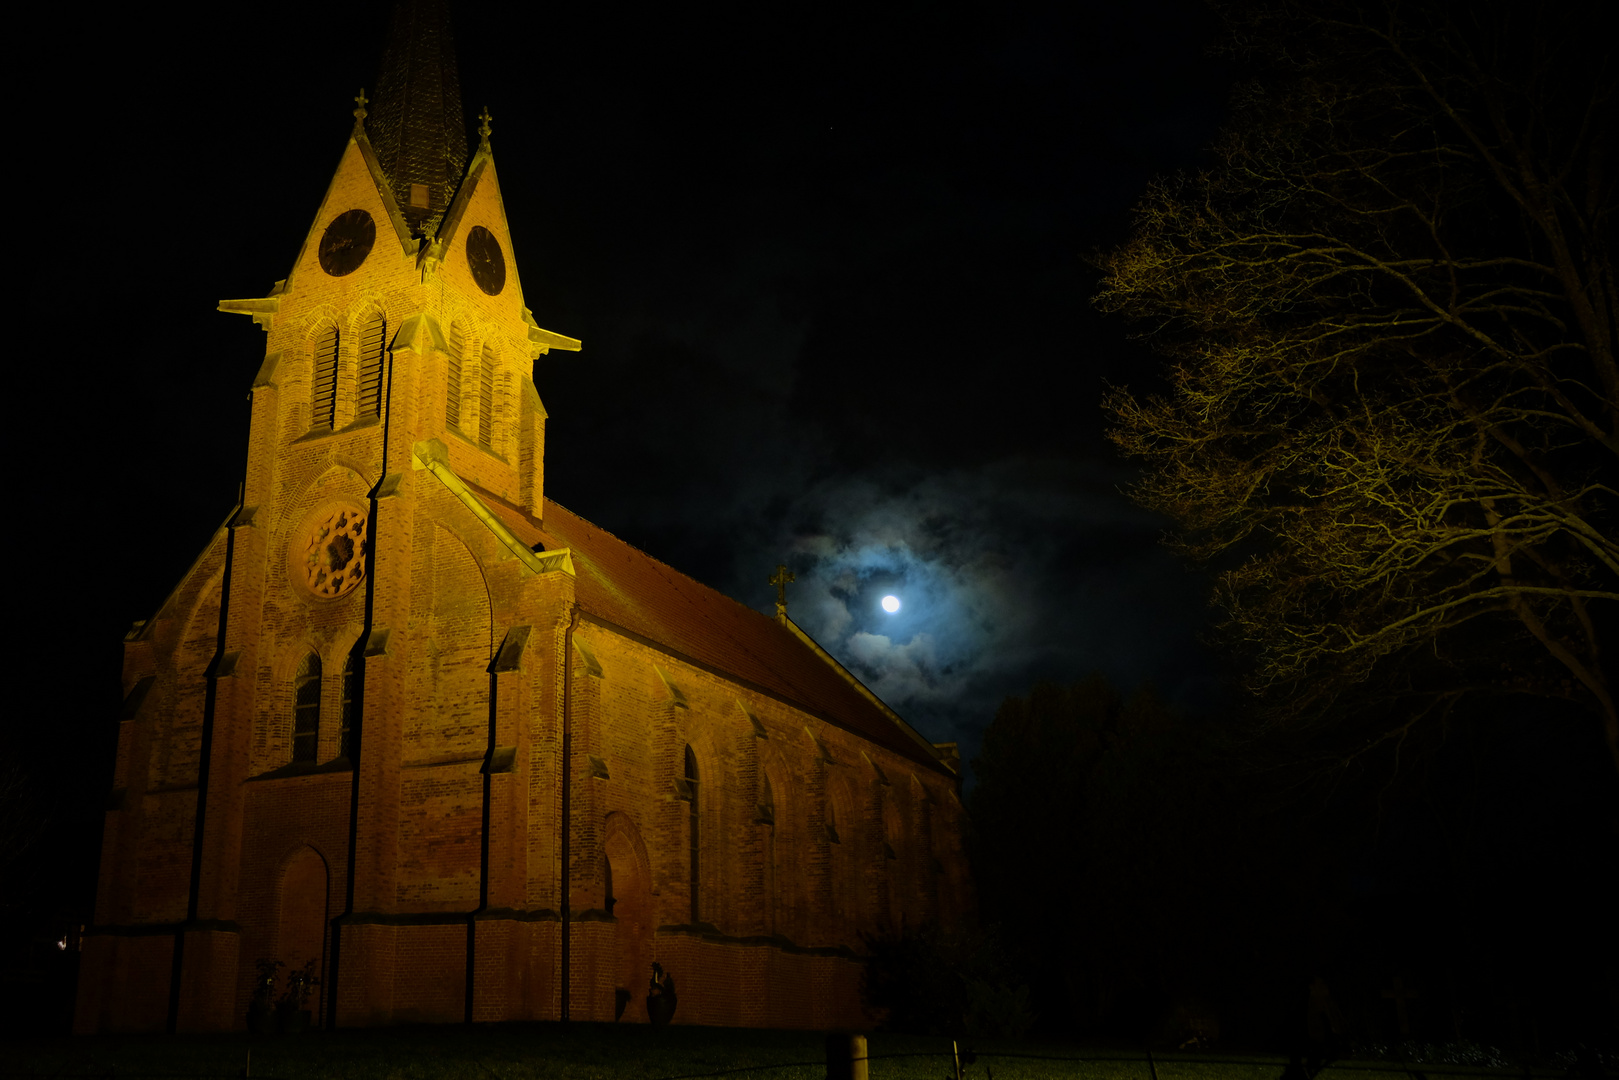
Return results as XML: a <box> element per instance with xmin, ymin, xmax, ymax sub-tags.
<box><xmin>720</xmin><ymin>455</ymin><xmax>1216</xmax><ymax>766</ymax></box>
<box><xmin>844</xmin><ymin>631</ymin><xmax>956</xmax><ymax>708</ymax></box>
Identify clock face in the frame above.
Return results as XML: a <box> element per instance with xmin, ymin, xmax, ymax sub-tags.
<box><xmin>466</xmin><ymin>225</ymin><xmax>506</xmax><ymax>295</ymax></box>
<box><xmin>317</xmin><ymin>209</ymin><xmax>376</xmax><ymax>276</ymax></box>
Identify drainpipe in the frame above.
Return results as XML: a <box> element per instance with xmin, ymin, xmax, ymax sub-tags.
<box><xmin>560</xmin><ymin>603</ymin><xmax>580</xmax><ymax>1023</ymax></box>
<box><xmin>329</xmin><ymin>333</ymin><xmax>395</xmax><ymax>1029</ymax></box>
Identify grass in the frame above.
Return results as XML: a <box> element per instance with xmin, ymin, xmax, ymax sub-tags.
<box><xmin>2</xmin><ymin>1024</ymin><xmax>1552</xmax><ymax>1080</ymax></box>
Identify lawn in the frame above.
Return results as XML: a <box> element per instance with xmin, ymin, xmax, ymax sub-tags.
<box><xmin>3</xmin><ymin>1024</ymin><xmax>1546</xmax><ymax>1080</ymax></box>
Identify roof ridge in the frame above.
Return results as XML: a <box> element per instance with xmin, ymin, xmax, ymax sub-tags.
<box><xmin>491</xmin><ymin>495</ymin><xmax>940</xmax><ymax>770</ymax></box>
<box><xmin>539</xmin><ymin>500</ymin><xmax>895</xmax><ymax>722</ymax></box>
<box><xmin>543</xmin><ymin>498</ymin><xmax>763</xmax><ymax>617</ymax></box>
<box><xmin>632</xmin><ymin>540</ymin><xmax>835</xmax><ymax>713</ymax></box>
<box><xmin>465</xmin><ymin>488</ymin><xmax>772</xmax><ymax>622</ymax></box>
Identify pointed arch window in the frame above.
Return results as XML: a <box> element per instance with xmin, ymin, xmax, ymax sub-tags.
<box><xmin>684</xmin><ymin>745</ymin><xmax>700</xmax><ymax>923</ymax></box>
<box><xmin>340</xmin><ymin>653</ymin><xmax>359</xmax><ymax>760</ymax></box>
<box><xmin>478</xmin><ymin>346</ymin><xmax>497</xmax><ymax>451</ymax></box>
<box><xmin>757</xmin><ymin>776</ymin><xmax>775</xmax><ymax>826</ymax></box>
<box><xmin>760</xmin><ymin>774</ymin><xmax>778</xmax><ymax>936</ymax></box>
<box><xmin>312</xmin><ymin>325</ymin><xmax>339</xmax><ymax>429</ymax></box>
<box><xmin>446</xmin><ymin>323</ymin><xmax>466</xmax><ymax>431</ymax></box>
<box><xmin>293</xmin><ymin>653</ymin><xmax>321</xmax><ymax>763</ymax></box>
<box><xmin>357</xmin><ymin>312</ymin><xmax>386</xmax><ymax>419</ymax></box>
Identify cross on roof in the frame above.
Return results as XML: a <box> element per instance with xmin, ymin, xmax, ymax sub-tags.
<box><xmin>353</xmin><ymin>88</ymin><xmax>369</xmax><ymax>122</ymax></box>
<box><xmin>478</xmin><ymin>106</ymin><xmax>493</xmax><ymax>147</ymax></box>
<box><xmin>769</xmin><ymin>564</ymin><xmax>795</xmax><ymax>619</ymax></box>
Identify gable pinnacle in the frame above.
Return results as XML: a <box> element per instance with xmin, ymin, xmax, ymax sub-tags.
<box><xmin>352</xmin><ymin>88</ymin><xmax>369</xmax><ymax>131</ymax></box>
<box><xmin>478</xmin><ymin>106</ymin><xmax>492</xmax><ymax>152</ymax></box>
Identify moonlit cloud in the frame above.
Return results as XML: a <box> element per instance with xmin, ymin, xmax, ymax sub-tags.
<box><xmin>711</xmin><ymin>456</ymin><xmax>1218</xmax><ymax>765</ymax></box>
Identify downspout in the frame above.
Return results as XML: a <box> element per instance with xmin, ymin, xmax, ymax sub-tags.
<box><xmin>560</xmin><ymin>603</ymin><xmax>580</xmax><ymax>1023</ymax></box>
<box><xmin>329</xmin><ymin>333</ymin><xmax>395</xmax><ymax>1029</ymax></box>
<box><xmin>469</xmin><ymin>631</ymin><xmax>496</xmax><ymax>1024</ymax></box>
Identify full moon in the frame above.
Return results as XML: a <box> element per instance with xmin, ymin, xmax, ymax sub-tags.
<box><xmin>881</xmin><ymin>595</ymin><xmax>901</xmax><ymax>613</ymax></box>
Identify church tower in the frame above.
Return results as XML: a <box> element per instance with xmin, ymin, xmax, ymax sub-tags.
<box><xmin>218</xmin><ymin>0</ymin><xmax>578</xmax><ymax>531</ymax></box>
<box><xmin>80</xmin><ymin>0</ymin><xmax>969</xmax><ymax>1034</ymax></box>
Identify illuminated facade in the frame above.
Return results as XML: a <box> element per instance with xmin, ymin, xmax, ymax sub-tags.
<box><xmin>76</xmin><ymin>0</ymin><xmax>969</xmax><ymax>1032</ymax></box>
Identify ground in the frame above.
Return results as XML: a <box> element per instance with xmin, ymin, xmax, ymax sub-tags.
<box><xmin>7</xmin><ymin>1023</ymin><xmax>1607</xmax><ymax>1080</ymax></box>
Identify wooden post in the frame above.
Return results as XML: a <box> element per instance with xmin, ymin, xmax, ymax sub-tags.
<box><xmin>825</xmin><ymin>1032</ymin><xmax>868</xmax><ymax>1080</ymax></box>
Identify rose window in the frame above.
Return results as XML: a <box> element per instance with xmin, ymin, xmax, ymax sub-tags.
<box><xmin>301</xmin><ymin>505</ymin><xmax>368</xmax><ymax>599</ymax></box>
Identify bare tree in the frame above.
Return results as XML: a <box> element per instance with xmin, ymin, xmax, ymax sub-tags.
<box><xmin>1098</xmin><ymin>1</ymin><xmax>1617</xmax><ymax>772</ymax></box>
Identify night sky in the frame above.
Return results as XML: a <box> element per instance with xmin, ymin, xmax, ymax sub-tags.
<box><xmin>47</xmin><ymin>0</ymin><xmax>1231</xmax><ymax>783</ymax></box>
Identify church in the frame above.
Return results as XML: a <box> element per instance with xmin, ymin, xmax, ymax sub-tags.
<box><xmin>75</xmin><ymin>0</ymin><xmax>972</xmax><ymax>1034</ymax></box>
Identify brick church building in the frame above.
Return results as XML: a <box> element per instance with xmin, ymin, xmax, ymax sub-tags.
<box><xmin>76</xmin><ymin>0</ymin><xmax>971</xmax><ymax>1034</ymax></box>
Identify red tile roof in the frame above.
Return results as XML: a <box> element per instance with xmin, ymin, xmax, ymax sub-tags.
<box><xmin>472</xmin><ymin>488</ymin><xmax>947</xmax><ymax>773</ymax></box>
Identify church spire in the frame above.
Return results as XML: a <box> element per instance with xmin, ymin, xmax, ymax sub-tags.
<box><xmin>367</xmin><ymin>0</ymin><xmax>469</xmax><ymax>236</ymax></box>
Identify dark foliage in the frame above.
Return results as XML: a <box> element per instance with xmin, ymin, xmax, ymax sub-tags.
<box><xmin>968</xmin><ymin>674</ymin><xmax>1619</xmax><ymax>1050</ymax></box>
<box><xmin>861</xmin><ymin>922</ymin><xmax>1033</xmax><ymax>1038</ymax></box>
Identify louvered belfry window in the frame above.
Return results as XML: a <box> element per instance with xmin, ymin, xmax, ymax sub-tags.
<box><xmin>293</xmin><ymin>652</ymin><xmax>321</xmax><ymax>763</ymax></box>
<box><xmin>446</xmin><ymin>323</ymin><xmax>465</xmax><ymax>430</ymax></box>
<box><xmin>478</xmin><ymin>346</ymin><xmax>497</xmax><ymax>450</ymax></box>
<box><xmin>357</xmin><ymin>313</ymin><xmax>385</xmax><ymax>419</ymax></box>
<box><xmin>312</xmin><ymin>326</ymin><xmax>339</xmax><ymax>429</ymax></box>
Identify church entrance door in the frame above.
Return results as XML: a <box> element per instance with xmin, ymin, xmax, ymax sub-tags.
<box><xmin>604</xmin><ymin>828</ymin><xmax>651</xmax><ymax>1021</ymax></box>
<box><xmin>276</xmin><ymin>847</ymin><xmax>329</xmax><ymax>1026</ymax></box>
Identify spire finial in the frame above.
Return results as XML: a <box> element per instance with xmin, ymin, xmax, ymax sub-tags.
<box><xmin>769</xmin><ymin>564</ymin><xmax>796</xmax><ymax>621</ymax></box>
<box><xmin>477</xmin><ymin>106</ymin><xmax>493</xmax><ymax>151</ymax></box>
<box><xmin>353</xmin><ymin>88</ymin><xmax>369</xmax><ymax>125</ymax></box>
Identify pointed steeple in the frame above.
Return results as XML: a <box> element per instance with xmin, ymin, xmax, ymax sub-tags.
<box><xmin>367</xmin><ymin>0</ymin><xmax>469</xmax><ymax>236</ymax></box>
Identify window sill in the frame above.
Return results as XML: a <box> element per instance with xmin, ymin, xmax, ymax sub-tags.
<box><xmin>249</xmin><ymin>757</ymin><xmax>354</xmax><ymax>782</ymax></box>
<box><xmin>293</xmin><ymin>413</ymin><xmax>381</xmax><ymax>445</ymax></box>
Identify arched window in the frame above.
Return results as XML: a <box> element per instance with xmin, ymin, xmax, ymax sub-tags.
<box><xmin>760</xmin><ymin>775</ymin><xmax>777</xmax><ymax>936</ymax></box>
<box><xmin>293</xmin><ymin>653</ymin><xmax>321</xmax><ymax>763</ymax></box>
<box><xmin>446</xmin><ymin>323</ymin><xmax>466</xmax><ymax>431</ymax></box>
<box><xmin>339</xmin><ymin>653</ymin><xmax>359</xmax><ymax>760</ymax></box>
<box><xmin>357</xmin><ymin>312</ymin><xmax>385</xmax><ymax>419</ymax></box>
<box><xmin>758</xmin><ymin>776</ymin><xmax>775</xmax><ymax>826</ymax></box>
<box><xmin>478</xmin><ymin>346</ymin><xmax>497</xmax><ymax>451</ymax></box>
<box><xmin>312</xmin><ymin>325</ymin><xmax>339</xmax><ymax>429</ymax></box>
<box><xmin>684</xmin><ymin>745</ymin><xmax>700</xmax><ymax>923</ymax></box>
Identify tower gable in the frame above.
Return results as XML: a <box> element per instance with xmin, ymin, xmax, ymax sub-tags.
<box><xmin>282</xmin><ymin>134</ymin><xmax>419</xmax><ymax>306</ymax></box>
<box><xmin>432</xmin><ymin>152</ymin><xmax>533</xmax><ymax>353</ymax></box>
